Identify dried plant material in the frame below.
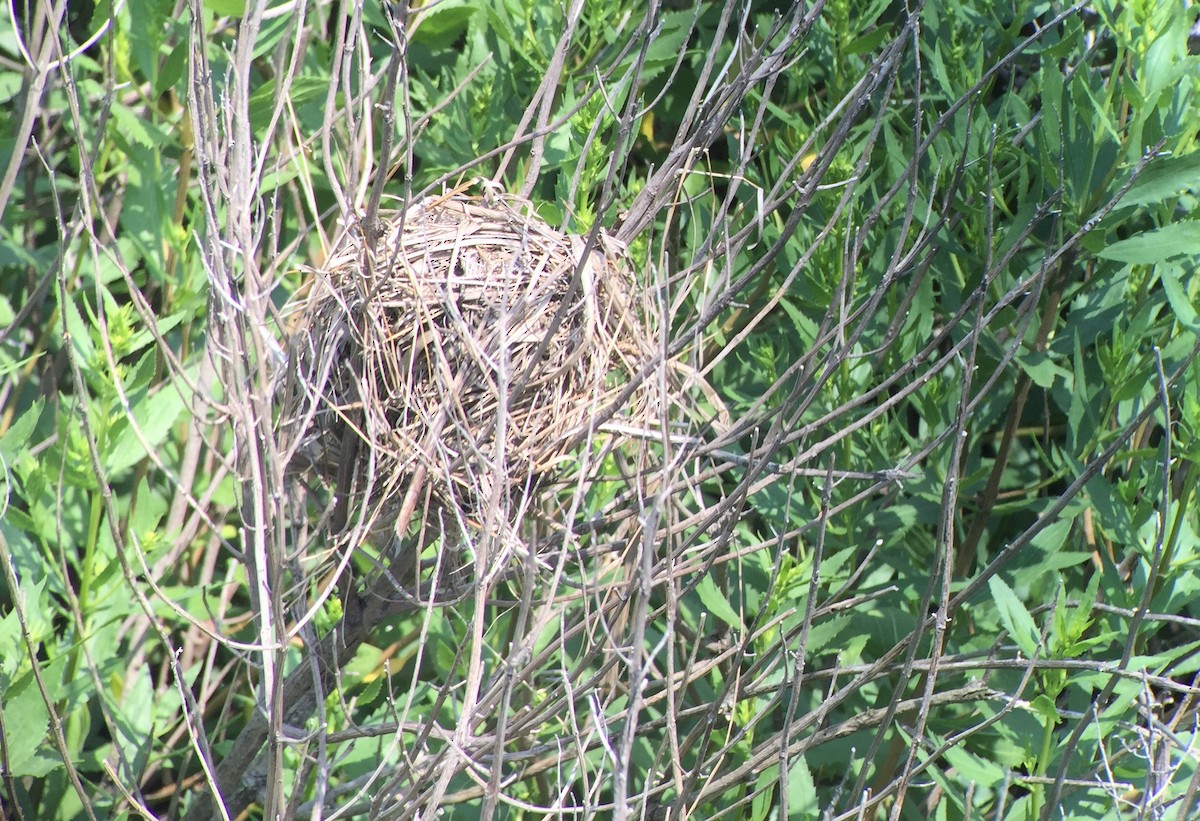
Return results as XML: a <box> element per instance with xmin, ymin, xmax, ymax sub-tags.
<box><xmin>277</xmin><ymin>190</ymin><xmax>662</xmax><ymax>552</ymax></box>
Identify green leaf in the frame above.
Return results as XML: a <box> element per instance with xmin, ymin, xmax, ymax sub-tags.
<box><xmin>0</xmin><ymin>544</ymin><xmax>56</xmax><ymax>647</ymax></box>
<box><xmin>1067</xmin><ymin>334</ymin><xmax>1090</xmax><ymax>452</ymax></box>
<box><xmin>1037</xmin><ymin>62</ymin><xmax>1063</xmax><ymax>167</ymax></box>
<box><xmin>804</xmin><ymin>614</ymin><xmax>851</xmax><ymax>657</ymax></box>
<box><xmin>786</xmin><ymin>755</ymin><xmax>817</xmax><ymax>819</ymax></box>
<box><xmin>0</xmin><ymin>585</ymin><xmax>32</xmax><ymax>681</ymax></box>
<box><xmin>1159</xmin><ymin>640</ymin><xmax>1200</xmax><ymax>677</ymax></box>
<box><xmin>0</xmin><ymin>399</ymin><xmax>43</xmax><ymax>464</ymax></box>
<box><xmin>843</xmin><ymin>25</ymin><xmax>892</xmax><ymax>57</ymax></box>
<box><xmin>206</xmin><ymin>0</ymin><xmax>245</xmax><ymax>18</ymax></box>
<box><xmin>1028</xmin><ymin>516</ymin><xmax>1078</xmax><ymax>558</ymax></box>
<box><xmin>111</xmin><ymin>664</ymin><xmax>156</xmax><ymax>777</ymax></box>
<box><xmin>411</xmin><ymin>0</ymin><xmax>478</xmax><ymax>49</ymax></box>
<box><xmin>1084</xmin><ymin>472</ymin><xmax>1136</xmax><ymax>545</ymax></box>
<box><xmin>0</xmin><ymin>667</ymin><xmax>60</xmax><ymax>778</ymax></box>
<box><xmin>1018</xmin><ymin>351</ymin><xmax>1071</xmax><ymax>389</ymax></box>
<box><xmin>251</xmin><ymin>12</ymin><xmax>296</xmax><ymax>60</ymax></box>
<box><xmin>111</xmin><ymin>103</ymin><xmax>168</xmax><ymax>149</ymax></box>
<box><xmin>125</xmin><ymin>309</ymin><xmax>187</xmax><ymax>358</ymax></box>
<box><xmin>695</xmin><ymin>573</ymin><xmax>743</xmax><ymax>631</ymax></box>
<box><xmin>1159</xmin><ymin>263</ymin><xmax>1200</xmax><ymax>335</ymax></box>
<box><xmin>941</xmin><ymin>728</ymin><xmax>1005</xmax><ymax>784</ymax></box>
<box><xmin>157</xmin><ymin>41</ymin><xmax>188</xmax><ymax>96</ymax></box>
<box><xmin>1118</xmin><ymin>152</ymin><xmax>1200</xmax><ymax>210</ymax></box>
<box><xmin>989</xmin><ymin>576</ymin><xmax>1041</xmax><ymax>658</ymax></box>
<box><xmin>105</xmin><ymin>378</ymin><xmax>190</xmax><ymax>477</ymax></box>
<box><xmin>59</xmin><ymin>289</ymin><xmax>95</xmax><ymax>368</ymax></box>
<box><xmin>638</xmin><ymin>9</ymin><xmax>694</xmax><ymax>77</ymax></box>
<box><xmin>126</xmin><ymin>0</ymin><xmax>169</xmax><ymax>85</ymax></box>
<box><xmin>1030</xmin><ymin>693</ymin><xmax>1061</xmax><ymax>724</ymax></box>
<box><xmin>248</xmin><ymin>74</ymin><xmax>335</xmax><ymax>136</ymax></box>
<box><xmin>751</xmin><ymin>765</ymin><xmax>777</xmax><ymax>821</ymax></box>
<box><xmin>1140</xmin><ymin>27</ymin><xmax>1189</xmax><ymax>107</ymax></box>
<box><xmin>1097</xmin><ymin>221</ymin><xmax>1200</xmax><ymax>264</ymax></box>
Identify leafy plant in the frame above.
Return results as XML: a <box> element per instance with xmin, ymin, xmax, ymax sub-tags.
<box><xmin>1</xmin><ymin>0</ymin><xmax>1199</xmax><ymax>819</ymax></box>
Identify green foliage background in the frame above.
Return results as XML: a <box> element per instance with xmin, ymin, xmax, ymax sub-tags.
<box><xmin>1</xmin><ymin>0</ymin><xmax>1200</xmax><ymax>818</ymax></box>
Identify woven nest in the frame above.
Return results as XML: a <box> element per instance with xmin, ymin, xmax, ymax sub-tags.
<box><xmin>278</xmin><ymin>191</ymin><xmax>658</xmax><ymax>544</ymax></box>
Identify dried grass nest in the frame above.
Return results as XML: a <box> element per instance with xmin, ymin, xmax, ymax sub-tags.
<box><xmin>278</xmin><ymin>190</ymin><xmax>665</xmax><ymax>542</ymax></box>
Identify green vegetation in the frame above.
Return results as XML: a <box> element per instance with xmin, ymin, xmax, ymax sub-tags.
<box><xmin>2</xmin><ymin>0</ymin><xmax>1199</xmax><ymax>818</ymax></box>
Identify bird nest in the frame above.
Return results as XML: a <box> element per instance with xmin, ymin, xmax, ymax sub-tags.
<box><xmin>277</xmin><ymin>191</ymin><xmax>660</xmax><ymax>547</ymax></box>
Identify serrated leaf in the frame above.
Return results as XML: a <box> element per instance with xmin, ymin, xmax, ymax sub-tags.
<box><xmin>125</xmin><ymin>310</ymin><xmax>187</xmax><ymax>357</ymax></box>
<box><xmin>1084</xmin><ymin>471</ymin><xmax>1137</xmax><ymax>546</ymax></box>
<box><xmin>0</xmin><ymin>671</ymin><xmax>58</xmax><ymax>777</ymax></box>
<box><xmin>786</xmin><ymin>755</ymin><xmax>817</xmax><ymax>819</ymax></box>
<box><xmin>804</xmin><ymin>614</ymin><xmax>851</xmax><ymax>656</ymax></box>
<box><xmin>989</xmin><ymin>576</ymin><xmax>1041</xmax><ymax>658</ymax></box>
<box><xmin>1097</xmin><ymin>221</ymin><xmax>1200</xmax><ymax>264</ymax></box>
<box><xmin>1118</xmin><ymin>152</ymin><xmax>1200</xmax><ymax>210</ymax></box>
<box><xmin>0</xmin><ymin>399</ymin><xmax>43</xmax><ymax>464</ymax></box>
<box><xmin>126</xmin><ymin>0</ymin><xmax>170</xmax><ymax>85</ymax></box>
<box><xmin>105</xmin><ymin>380</ymin><xmax>190</xmax><ymax>476</ymax></box>
<box><xmin>111</xmin><ymin>104</ymin><xmax>167</xmax><ymax>149</ymax></box>
<box><xmin>0</xmin><ymin>602</ymin><xmax>24</xmax><ymax>681</ymax></box>
<box><xmin>59</xmin><ymin>290</ymin><xmax>94</xmax><ymax>367</ymax></box>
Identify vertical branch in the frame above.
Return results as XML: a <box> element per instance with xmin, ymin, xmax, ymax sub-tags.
<box><xmin>185</xmin><ymin>0</ymin><xmax>289</xmax><ymax>815</ymax></box>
